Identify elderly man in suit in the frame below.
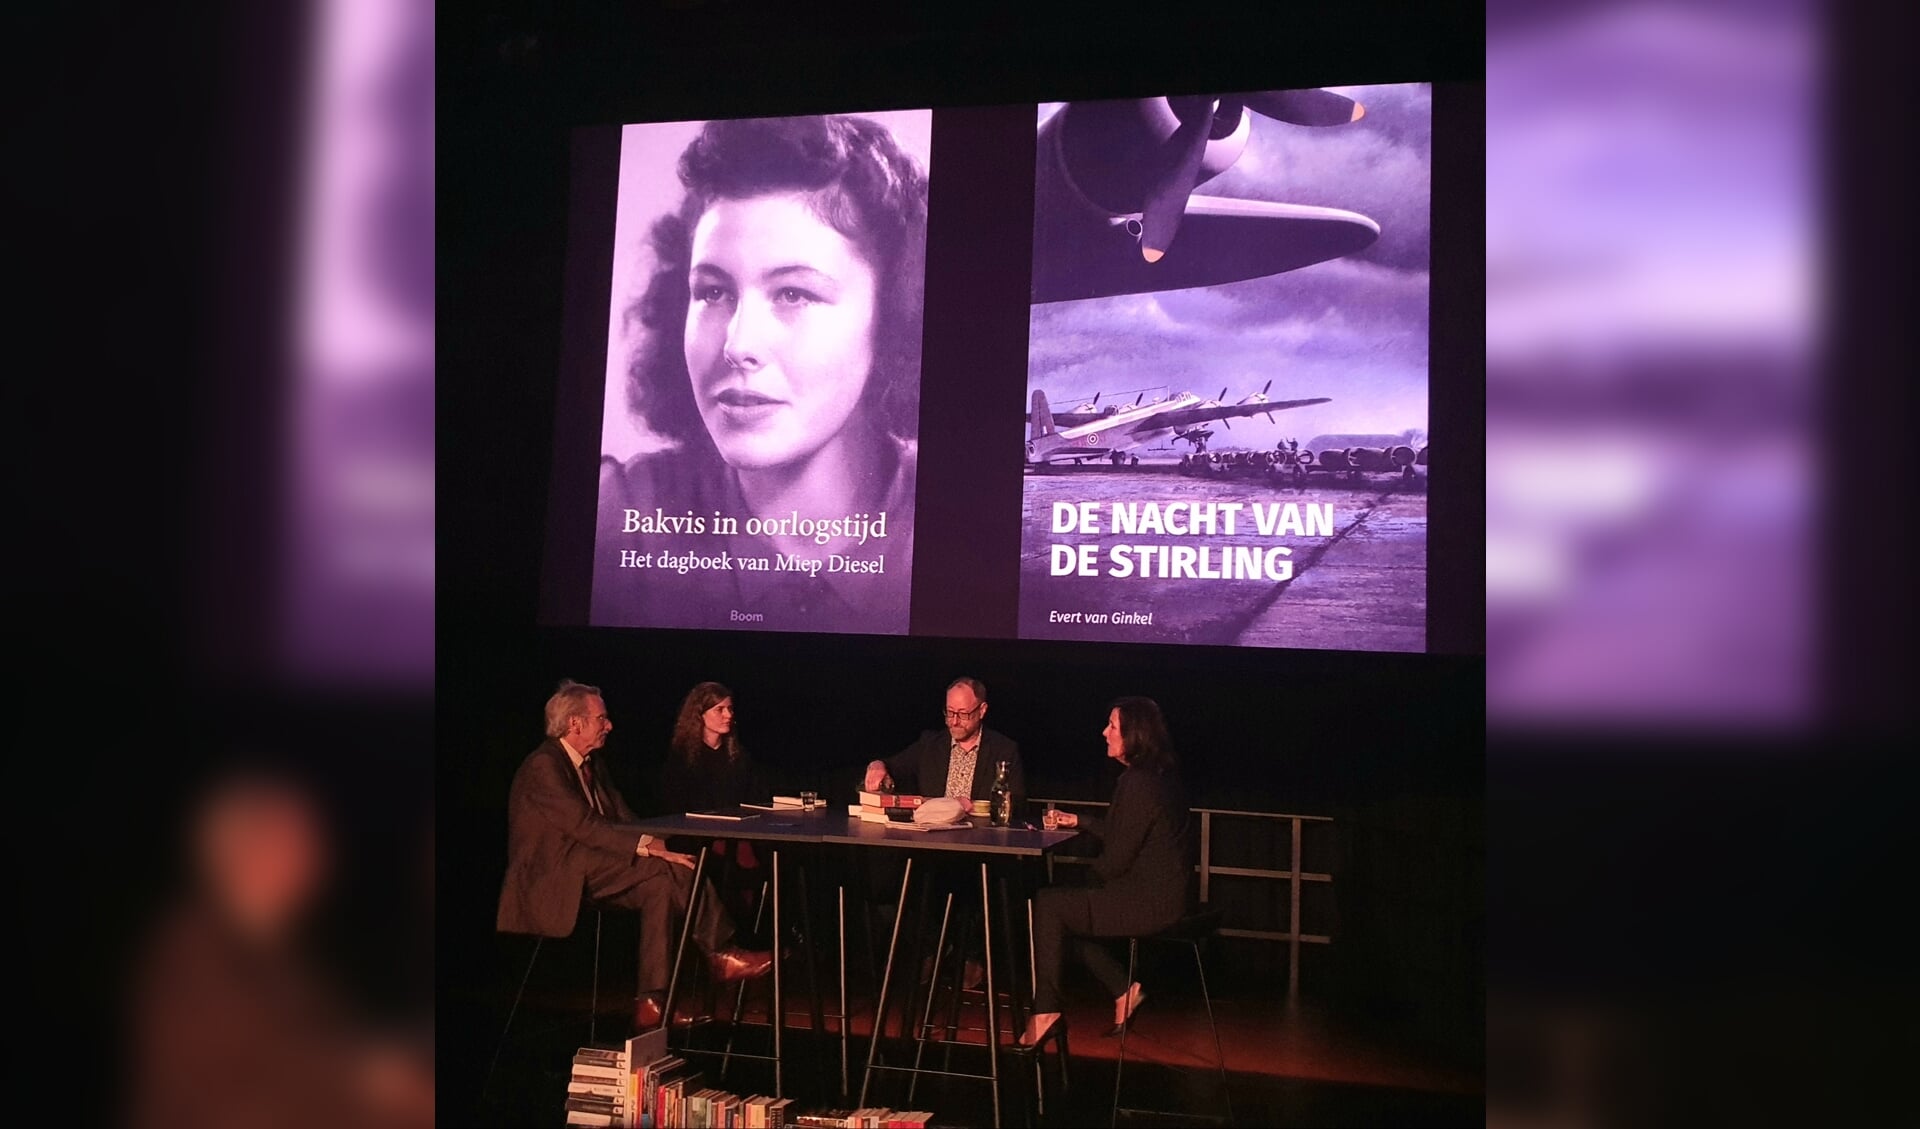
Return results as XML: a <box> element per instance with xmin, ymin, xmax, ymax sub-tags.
<box><xmin>498</xmin><ymin>679</ymin><xmax>771</xmax><ymax>1033</ymax></box>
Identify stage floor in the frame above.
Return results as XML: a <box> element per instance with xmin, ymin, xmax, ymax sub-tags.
<box><xmin>445</xmin><ymin>951</ymin><xmax>1482</xmax><ymax>1127</ymax></box>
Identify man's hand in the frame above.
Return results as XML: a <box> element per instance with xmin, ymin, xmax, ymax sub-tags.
<box><xmin>863</xmin><ymin>761</ymin><xmax>893</xmax><ymax>792</ymax></box>
<box><xmin>654</xmin><ymin>849</ymin><xmax>696</xmax><ymax>871</ymax></box>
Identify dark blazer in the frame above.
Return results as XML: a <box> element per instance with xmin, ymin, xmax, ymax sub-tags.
<box><xmin>496</xmin><ymin>738</ymin><xmax>645</xmax><ymax>938</ymax></box>
<box><xmin>1078</xmin><ymin>766</ymin><xmax>1193</xmax><ymax>935</ymax></box>
<box><xmin>657</xmin><ymin>745</ymin><xmax>768</xmax><ymax>856</ymax></box>
<box><xmin>880</xmin><ymin>727</ymin><xmax>1026</xmax><ymax>807</ymax></box>
<box><xmin>657</xmin><ymin>745</ymin><xmax>767</xmax><ymax>815</ymax></box>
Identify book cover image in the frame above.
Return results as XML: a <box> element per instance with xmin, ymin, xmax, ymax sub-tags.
<box><xmin>1017</xmin><ymin>84</ymin><xmax>1431</xmax><ymax>653</ymax></box>
<box><xmin>590</xmin><ymin>111</ymin><xmax>934</xmax><ymax>637</ymax></box>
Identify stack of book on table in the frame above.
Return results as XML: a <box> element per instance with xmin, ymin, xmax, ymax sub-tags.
<box><xmin>853</xmin><ymin>790</ymin><xmax>925</xmax><ymax>823</ymax></box>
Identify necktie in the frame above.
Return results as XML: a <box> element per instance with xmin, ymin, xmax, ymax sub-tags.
<box><xmin>579</xmin><ymin>756</ymin><xmax>606</xmax><ymax>815</ymax></box>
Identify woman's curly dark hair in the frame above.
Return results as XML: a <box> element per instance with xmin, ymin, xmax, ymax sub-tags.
<box><xmin>672</xmin><ymin>681</ymin><xmax>741</xmax><ymax>764</ymax></box>
<box><xmin>624</xmin><ymin>115</ymin><xmax>928</xmax><ymax>454</ymax></box>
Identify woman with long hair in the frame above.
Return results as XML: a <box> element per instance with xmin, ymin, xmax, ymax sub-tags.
<box><xmin>658</xmin><ymin>682</ymin><xmax>769</xmax><ymax>933</ymax></box>
<box><xmin>594</xmin><ymin>113</ymin><xmax>929</xmax><ymax>634</ymax></box>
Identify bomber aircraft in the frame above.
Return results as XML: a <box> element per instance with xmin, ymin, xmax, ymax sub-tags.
<box><xmin>1026</xmin><ymin>383</ymin><xmax>1331</xmax><ymax>466</ymax></box>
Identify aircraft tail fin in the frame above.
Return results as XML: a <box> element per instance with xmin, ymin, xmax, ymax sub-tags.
<box><xmin>1029</xmin><ymin>390</ymin><xmax>1057</xmax><ymax>439</ymax></box>
<box><xmin>1027</xmin><ymin>389</ymin><xmax>1065</xmax><ymax>463</ymax></box>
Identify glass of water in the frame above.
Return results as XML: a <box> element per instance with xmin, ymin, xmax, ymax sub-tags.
<box><xmin>800</xmin><ymin>790</ymin><xmax>819</xmax><ymax>812</ymax></box>
<box><xmin>1042</xmin><ymin>804</ymin><xmax>1060</xmax><ymax>831</ymax></box>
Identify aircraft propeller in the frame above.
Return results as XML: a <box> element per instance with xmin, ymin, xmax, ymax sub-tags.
<box><xmin>1139</xmin><ymin>89</ymin><xmax>1365</xmax><ymax>263</ymax></box>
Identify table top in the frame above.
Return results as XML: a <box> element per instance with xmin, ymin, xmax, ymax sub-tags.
<box><xmin>818</xmin><ymin>816</ymin><xmax>1079</xmax><ymax>856</ymax></box>
<box><xmin>615</xmin><ymin>809</ymin><xmax>836</xmax><ymax>844</ymax></box>
<box><xmin>614</xmin><ymin>809</ymin><xmax>1079</xmax><ymax>856</ymax></box>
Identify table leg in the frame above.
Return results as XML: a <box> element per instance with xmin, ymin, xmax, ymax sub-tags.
<box><xmin>998</xmin><ymin>871</ymin><xmax>1028</xmax><ymax>1040</ymax></box>
<box><xmin>858</xmin><ymin>855</ymin><xmax>913</xmax><ymax>1108</ymax></box>
<box><xmin>838</xmin><ymin>883</ymin><xmax>850</xmax><ymax>1100</ymax></box>
<box><xmin>980</xmin><ymin>861</ymin><xmax>1001</xmax><ymax>1128</ymax></box>
<box><xmin>797</xmin><ymin>860</ymin><xmax>827</xmax><ymax>1085</ymax></box>
<box><xmin>772</xmin><ymin>847</ymin><xmax>783</xmax><ymax>1098</ymax></box>
<box><xmin>722</xmin><ymin>878</ymin><xmax>773</xmax><ymax>1074</ymax></box>
<box><xmin>661</xmin><ymin>844</ymin><xmax>711</xmax><ymax>1042</ymax></box>
<box><xmin>907</xmin><ymin>891</ymin><xmax>958</xmax><ymax>1103</ymax></box>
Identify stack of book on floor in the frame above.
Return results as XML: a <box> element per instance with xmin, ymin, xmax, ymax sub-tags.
<box><xmin>565</xmin><ymin>1044</ymin><xmax>632</xmax><ymax>1126</ymax></box>
<box><xmin>631</xmin><ymin>1064</ymin><xmax>796</xmax><ymax>1129</ymax></box>
<box><xmin>564</xmin><ymin>1028</ymin><xmax>673</xmax><ymax>1127</ymax></box>
<box><xmin>853</xmin><ymin>790</ymin><xmax>925</xmax><ymax>823</ymax></box>
<box><xmin>791</xmin><ymin>1111</ymin><xmax>933</xmax><ymax>1128</ymax></box>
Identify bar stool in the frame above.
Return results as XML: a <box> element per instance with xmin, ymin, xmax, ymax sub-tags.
<box><xmin>1111</xmin><ymin>907</ymin><xmax>1233</xmax><ymax>1126</ymax></box>
<box><xmin>675</xmin><ymin>850</ymin><xmax>832</xmax><ymax>1102</ymax></box>
<box><xmin>481</xmin><ymin>903</ymin><xmax>609</xmax><ymax>1105</ymax></box>
<box><xmin>906</xmin><ymin>884</ymin><xmax>1064</xmax><ymax>1127</ymax></box>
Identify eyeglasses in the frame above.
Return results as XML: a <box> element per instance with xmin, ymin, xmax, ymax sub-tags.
<box><xmin>942</xmin><ymin>705</ymin><xmax>983</xmax><ymax>721</ymax></box>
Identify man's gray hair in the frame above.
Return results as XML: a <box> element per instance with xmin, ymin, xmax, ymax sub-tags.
<box><xmin>545</xmin><ymin>679</ymin><xmax>602</xmax><ymax>739</ymax></box>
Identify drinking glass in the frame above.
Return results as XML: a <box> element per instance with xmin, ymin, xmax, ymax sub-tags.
<box><xmin>1042</xmin><ymin>804</ymin><xmax>1061</xmax><ymax>831</ymax></box>
<box><xmin>800</xmin><ymin>790</ymin><xmax>819</xmax><ymax>812</ymax></box>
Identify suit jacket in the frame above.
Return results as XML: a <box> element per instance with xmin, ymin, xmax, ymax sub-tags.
<box><xmin>1080</xmin><ymin>766</ymin><xmax>1194</xmax><ymax>935</ymax></box>
<box><xmin>496</xmin><ymin>738</ymin><xmax>646</xmax><ymax>938</ymax></box>
<box><xmin>880</xmin><ymin>727</ymin><xmax>1026</xmax><ymax>807</ymax></box>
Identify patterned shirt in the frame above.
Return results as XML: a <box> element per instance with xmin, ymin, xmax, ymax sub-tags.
<box><xmin>944</xmin><ymin>739</ymin><xmax>981</xmax><ymax>799</ymax></box>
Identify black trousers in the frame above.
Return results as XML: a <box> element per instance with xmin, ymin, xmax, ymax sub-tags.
<box><xmin>1030</xmin><ymin>884</ymin><xmax>1136</xmax><ymax>1013</ymax></box>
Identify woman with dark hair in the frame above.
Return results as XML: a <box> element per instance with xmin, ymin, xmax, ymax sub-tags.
<box><xmin>658</xmin><ymin>682</ymin><xmax>769</xmax><ymax>932</ymax></box>
<box><xmin>1017</xmin><ymin>696</ymin><xmax>1194</xmax><ymax>1051</ymax></box>
<box><xmin>593</xmin><ymin>113</ymin><xmax>929</xmax><ymax>634</ymax></box>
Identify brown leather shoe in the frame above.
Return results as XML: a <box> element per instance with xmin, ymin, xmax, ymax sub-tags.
<box><xmin>633</xmin><ymin>994</ymin><xmax>664</xmax><ymax>1032</ymax></box>
<box><xmin>707</xmin><ymin>945</ymin><xmax>773</xmax><ymax>983</ymax></box>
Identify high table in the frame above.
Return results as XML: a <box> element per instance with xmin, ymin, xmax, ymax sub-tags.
<box><xmin>613</xmin><ymin>809</ymin><xmax>1077</xmax><ymax>1126</ymax></box>
<box><xmin>824</xmin><ymin>817</ymin><xmax>1078</xmax><ymax>1128</ymax></box>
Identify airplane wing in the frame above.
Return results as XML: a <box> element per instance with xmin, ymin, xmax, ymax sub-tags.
<box><xmin>1032</xmin><ymin>196</ymin><xmax>1379</xmax><ymax>304</ymax></box>
<box><xmin>1151</xmin><ymin>396</ymin><xmax>1333</xmax><ymax>429</ymax></box>
<box><xmin>1063</xmin><ymin>410</ymin><xmax>1161</xmax><ymax>440</ymax></box>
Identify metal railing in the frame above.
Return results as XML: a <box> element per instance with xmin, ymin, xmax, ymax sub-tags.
<box><xmin>1032</xmin><ymin>798</ymin><xmax>1333</xmax><ymax>1001</ymax></box>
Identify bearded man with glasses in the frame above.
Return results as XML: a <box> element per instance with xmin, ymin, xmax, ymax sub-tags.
<box><xmin>864</xmin><ymin>676</ymin><xmax>1025</xmax><ymax>809</ymax></box>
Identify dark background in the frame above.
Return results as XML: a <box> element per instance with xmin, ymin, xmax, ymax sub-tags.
<box><xmin>438</xmin><ymin>0</ymin><xmax>1486</xmax><ymax>1081</ymax></box>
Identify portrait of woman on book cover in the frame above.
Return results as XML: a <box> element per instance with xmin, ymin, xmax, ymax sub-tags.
<box><xmin>591</xmin><ymin>110</ymin><xmax>931</xmax><ymax>635</ymax></box>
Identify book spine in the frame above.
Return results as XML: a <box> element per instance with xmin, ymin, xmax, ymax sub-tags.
<box><xmin>566</xmin><ymin>1096</ymin><xmax>626</xmax><ymax>1112</ymax></box>
<box><xmin>573</xmin><ymin>1064</ymin><xmax>627</xmax><ymax>1080</ymax></box>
